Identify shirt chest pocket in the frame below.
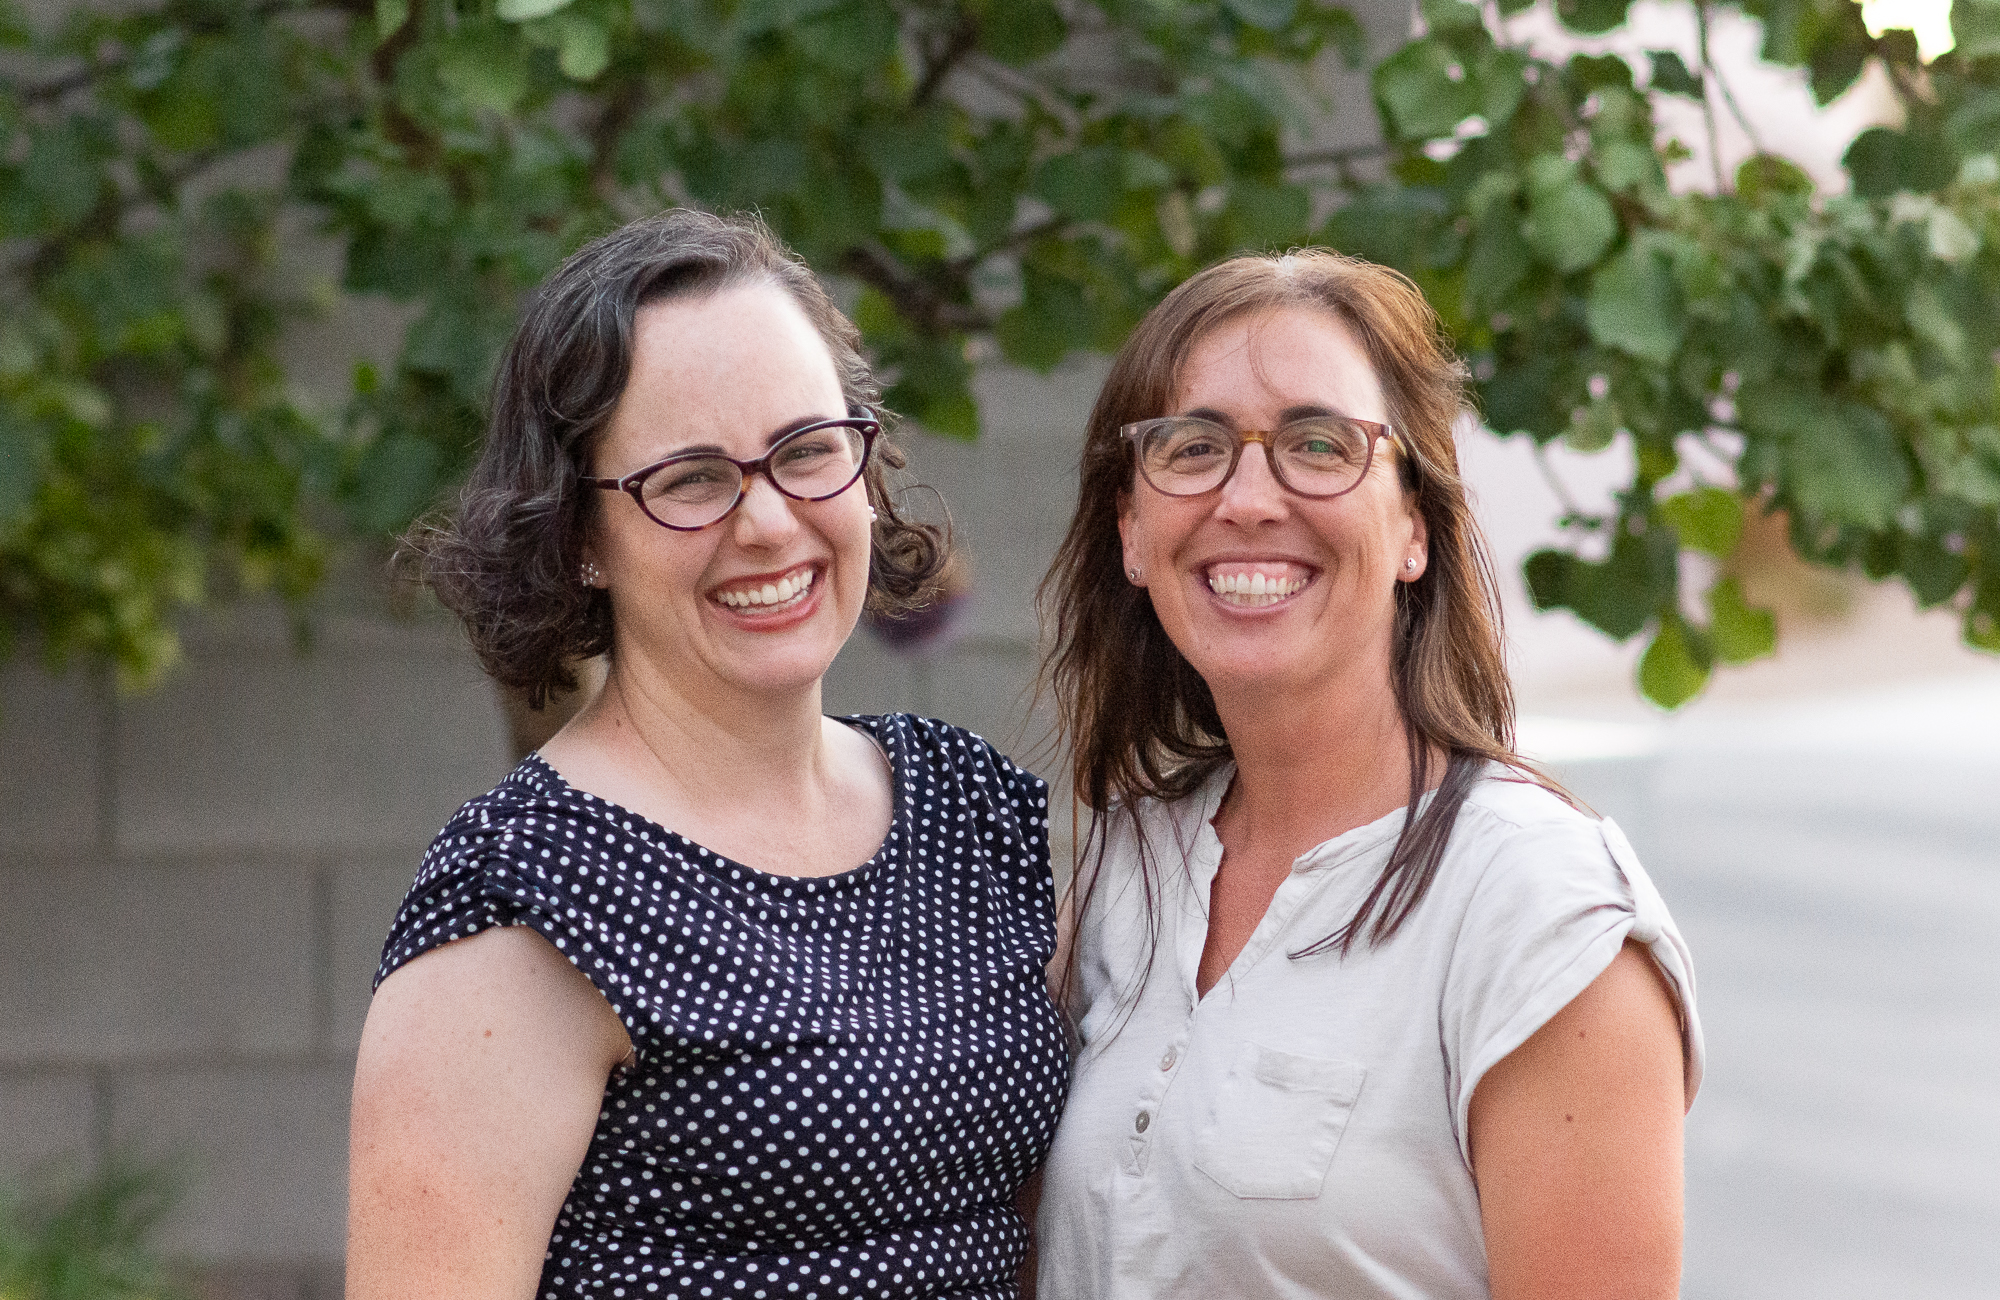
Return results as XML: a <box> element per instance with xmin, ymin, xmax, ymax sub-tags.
<box><xmin>1191</xmin><ymin>1044</ymin><xmax>1367</xmax><ymax>1199</ymax></box>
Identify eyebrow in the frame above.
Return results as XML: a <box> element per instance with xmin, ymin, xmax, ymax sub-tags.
<box><xmin>1178</xmin><ymin>403</ymin><xmax>1344</xmax><ymax>426</ymax></box>
<box><xmin>650</xmin><ymin>413</ymin><xmax>841</xmax><ymax>460</ymax></box>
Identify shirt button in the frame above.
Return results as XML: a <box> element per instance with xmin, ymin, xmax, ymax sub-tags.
<box><xmin>1135</xmin><ymin>1110</ymin><xmax>1151</xmax><ymax>1134</ymax></box>
<box><xmin>1160</xmin><ymin>1048</ymin><xmax>1177</xmax><ymax>1071</ymax></box>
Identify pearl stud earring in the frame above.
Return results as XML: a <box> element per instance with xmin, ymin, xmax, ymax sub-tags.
<box><xmin>1404</xmin><ymin>557</ymin><xmax>1419</xmax><ymax>572</ymax></box>
<box><xmin>1127</xmin><ymin>567</ymin><xmax>1141</xmax><ymax>581</ymax></box>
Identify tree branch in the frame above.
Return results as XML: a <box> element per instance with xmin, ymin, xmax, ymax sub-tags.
<box><xmin>949</xmin><ymin>215</ymin><xmax>1069</xmax><ymax>274</ymax></box>
<box><xmin>841</xmin><ymin>241</ymin><xmax>989</xmax><ymax>334</ymax></box>
<box><xmin>589</xmin><ymin>78</ymin><xmax>647</xmax><ymax>198</ymax></box>
<box><xmin>1531</xmin><ymin>437</ymin><xmax>1595</xmax><ymax>525</ymax></box>
<box><xmin>13</xmin><ymin>0</ymin><xmax>295</xmax><ymax>104</ymax></box>
<box><xmin>19</xmin><ymin>61</ymin><xmax>102</xmax><ymax>103</ymax></box>
<box><xmin>1694</xmin><ymin>2</ymin><xmax>1728</xmax><ymax>192</ymax></box>
<box><xmin>1697</xmin><ymin>2</ymin><xmax>1763</xmax><ymax>162</ymax></box>
<box><xmin>1284</xmin><ymin>142</ymin><xmax>1392</xmax><ymax>171</ymax></box>
<box><xmin>964</xmin><ymin>54</ymin><xmax>1082</xmax><ymax>135</ymax></box>
<box><xmin>912</xmin><ymin>15</ymin><xmax>979</xmax><ymax>108</ymax></box>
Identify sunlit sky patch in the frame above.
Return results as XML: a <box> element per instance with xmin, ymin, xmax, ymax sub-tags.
<box><xmin>1857</xmin><ymin>0</ymin><xmax>1956</xmax><ymax>61</ymax></box>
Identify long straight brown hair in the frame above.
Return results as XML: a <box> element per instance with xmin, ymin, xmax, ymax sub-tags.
<box><xmin>1039</xmin><ymin>250</ymin><xmax>1559</xmax><ymax>1016</ymax></box>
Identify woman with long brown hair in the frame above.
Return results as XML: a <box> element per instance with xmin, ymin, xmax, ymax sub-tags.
<box><xmin>1033</xmin><ymin>250</ymin><xmax>1702</xmax><ymax>1298</ymax></box>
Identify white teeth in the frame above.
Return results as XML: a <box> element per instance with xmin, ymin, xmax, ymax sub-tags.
<box><xmin>1206</xmin><ymin>570</ymin><xmax>1307</xmax><ymax>606</ymax></box>
<box><xmin>718</xmin><ymin>569</ymin><xmax>814</xmax><ymax>610</ymax></box>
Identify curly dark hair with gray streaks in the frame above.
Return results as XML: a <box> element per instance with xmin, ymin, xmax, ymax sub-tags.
<box><xmin>405</xmin><ymin>209</ymin><xmax>947</xmax><ymax>708</ymax></box>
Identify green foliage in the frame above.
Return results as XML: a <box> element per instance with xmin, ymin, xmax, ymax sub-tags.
<box><xmin>0</xmin><ymin>1161</ymin><xmax>182</xmax><ymax>1300</ymax></box>
<box><xmin>1336</xmin><ymin>0</ymin><xmax>2000</xmax><ymax>705</ymax></box>
<box><xmin>1</xmin><ymin>0</ymin><xmax>1996</xmax><ymax>708</ymax></box>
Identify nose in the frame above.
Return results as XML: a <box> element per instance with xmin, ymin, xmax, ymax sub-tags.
<box><xmin>1214</xmin><ymin>436</ymin><xmax>1289</xmax><ymax>526</ymax></box>
<box><xmin>729</xmin><ymin>472</ymin><xmax>803</xmax><ymax>544</ymax></box>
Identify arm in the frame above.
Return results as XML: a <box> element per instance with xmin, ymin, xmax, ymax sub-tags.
<box><xmin>1469</xmin><ymin>940</ymin><xmax>1687</xmax><ymax>1300</ymax></box>
<box><xmin>346</xmin><ymin>925</ymin><xmax>635</xmax><ymax>1300</ymax></box>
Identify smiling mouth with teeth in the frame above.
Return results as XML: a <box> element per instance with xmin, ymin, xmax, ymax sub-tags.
<box><xmin>714</xmin><ymin>568</ymin><xmax>816</xmax><ymax>611</ymax></box>
<box><xmin>1207</xmin><ymin>570</ymin><xmax>1310</xmax><ymax>607</ymax></box>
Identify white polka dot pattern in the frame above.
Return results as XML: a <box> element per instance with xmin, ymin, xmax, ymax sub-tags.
<box><xmin>377</xmin><ymin>714</ymin><xmax>1067</xmax><ymax>1299</ymax></box>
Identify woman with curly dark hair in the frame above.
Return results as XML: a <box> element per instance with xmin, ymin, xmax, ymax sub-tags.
<box><xmin>1032</xmin><ymin>250</ymin><xmax>1702</xmax><ymax>1298</ymax></box>
<box><xmin>347</xmin><ymin>210</ymin><xmax>1067</xmax><ymax>1300</ymax></box>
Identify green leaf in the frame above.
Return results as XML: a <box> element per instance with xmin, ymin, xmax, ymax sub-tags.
<box><xmin>1639</xmin><ymin>616</ymin><xmax>1712</xmax><ymax>708</ymax></box>
<box><xmin>1586</xmin><ymin>240</ymin><xmax>1684</xmax><ymax>365</ymax></box>
<box><xmin>1374</xmin><ymin>39</ymin><xmax>1480</xmax><ymax>141</ymax></box>
<box><xmin>732</xmin><ymin>0</ymin><xmax>846</xmax><ymax>37</ymax></box>
<box><xmin>1735</xmin><ymin>154</ymin><xmax>1814</xmax><ymax>205</ymax></box>
<box><xmin>1524</xmin><ymin>524</ymin><xmax>1675</xmax><ymax>639</ymax></box>
<box><xmin>1660</xmin><ymin>487</ymin><xmax>1744</xmax><ymax>557</ymax></box>
<box><xmin>995</xmin><ymin>265</ymin><xmax>1093</xmax><ymax>371</ymax></box>
<box><xmin>1957</xmin><ymin>0</ymin><xmax>2000</xmax><ymax>59</ymax></box>
<box><xmin>553</xmin><ymin>12</ymin><xmax>611</xmax><ymax>80</ymax></box>
<box><xmin>0</xmin><ymin>420</ymin><xmax>40</xmax><ymax>524</ymax></box>
<box><xmin>1032</xmin><ymin>147</ymin><xmax>1124</xmax><ymax>222</ymax></box>
<box><xmin>499</xmin><ymin>0</ymin><xmax>577</xmax><ymax>18</ymax></box>
<box><xmin>1476</xmin><ymin>45</ymin><xmax>1531</xmax><ymax>128</ymax></box>
<box><xmin>1418</xmin><ymin>0</ymin><xmax>1483</xmax><ymax>32</ymax></box>
<box><xmin>878</xmin><ymin>332</ymin><xmax>979</xmax><ymax>439</ymax></box>
<box><xmin>350</xmin><ymin>433</ymin><xmax>444</xmax><ymax>533</ymax></box>
<box><xmin>435</xmin><ymin>30</ymin><xmax>533</xmax><ymax>113</ymax></box>
<box><xmin>975</xmin><ymin>0</ymin><xmax>1066</xmax><ymax>63</ymax></box>
<box><xmin>1781</xmin><ymin>403</ymin><xmax>1910</xmax><ymax>531</ymax></box>
<box><xmin>1522</xmin><ymin>157</ymin><xmax>1617</xmax><ymax>274</ymax></box>
<box><xmin>1225</xmin><ymin>0</ymin><xmax>1300</xmax><ymax>30</ymax></box>
<box><xmin>1566</xmin><ymin>398</ymin><xmax>1621</xmax><ymax>452</ymax></box>
<box><xmin>376</xmin><ymin>0</ymin><xmax>411</xmax><ymax>39</ymax></box>
<box><xmin>1844</xmin><ymin>128</ymin><xmax>1955</xmax><ymax>199</ymax></box>
<box><xmin>1465</xmin><ymin>210</ymin><xmax>1530</xmax><ymax>309</ymax></box>
<box><xmin>1897</xmin><ymin>533</ymin><xmax>1969</xmax><ymax>607</ymax></box>
<box><xmin>1906</xmin><ymin>283</ymin><xmax>1968</xmax><ymax>365</ymax></box>
<box><xmin>1647</xmin><ymin>50</ymin><xmax>1700</xmax><ymax>96</ymax></box>
<box><xmin>1223</xmin><ymin>181</ymin><xmax>1312</xmax><ymax>251</ymax></box>
<box><xmin>1595</xmin><ymin>139</ymin><xmax>1662</xmax><ymax>194</ymax></box>
<box><xmin>1706</xmin><ymin>578</ymin><xmax>1776</xmax><ymax>663</ymax></box>
<box><xmin>1555</xmin><ymin>0</ymin><xmax>1632</xmax><ymax>34</ymax></box>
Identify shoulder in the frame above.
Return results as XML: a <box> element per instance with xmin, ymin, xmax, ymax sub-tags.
<box><xmin>1452</xmin><ymin>769</ymin><xmax>1615</xmax><ymax>867</ymax></box>
<box><xmin>1431</xmin><ymin>768</ymin><xmax>1637</xmax><ymax>922</ymax></box>
<box><xmin>413</xmin><ymin>756</ymin><xmax>597</xmax><ymax>890</ymax></box>
<box><xmin>855</xmin><ymin>712</ymin><xmax>1050</xmax><ymax>812</ymax></box>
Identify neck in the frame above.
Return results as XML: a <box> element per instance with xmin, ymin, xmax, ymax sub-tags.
<box><xmin>588</xmin><ymin>649</ymin><xmax>834</xmax><ymax>813</ymax></box>
<box><xmin>1208</xmin><ymin>653</ymin><xmax>1425</xmax><ymax>854</ymax></box>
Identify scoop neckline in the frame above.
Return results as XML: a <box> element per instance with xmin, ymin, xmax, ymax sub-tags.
<box><xmin>1193</xmin><ymin>760</ymin><xmax>1450</xmax><ymax>875</ymax></box>
<box><xmin>519</xmin><ymin>713</ymin><xmax>905</xmax><ymax>887</ymax></box>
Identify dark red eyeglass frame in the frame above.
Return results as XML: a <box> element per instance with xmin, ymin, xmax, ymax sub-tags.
<box><xmin>580</xmin><ymin>412</ymin><xmax>881</xmax><ymax>531</ymax></box>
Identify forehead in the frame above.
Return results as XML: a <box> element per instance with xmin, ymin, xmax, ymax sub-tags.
<box><xmin>628</xmin><ymin>280</ymin><xmax>837</xmax><ymax>392</ymax></box>
<box><xmin>1174</xmin><ymin>306</ymin><xmax>1386</xmax><ymax>423</ymax></box>
<box><xmin>604</xmin><ymin>281</ymin><xmax>844</xmax><ymax>456</ymax></box>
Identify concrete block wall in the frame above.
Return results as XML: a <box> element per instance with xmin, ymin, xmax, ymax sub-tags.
<box><xmin>0</xmin><ymin>607</ymin><xmax>514</xmax><ymax>1298</ymax></box>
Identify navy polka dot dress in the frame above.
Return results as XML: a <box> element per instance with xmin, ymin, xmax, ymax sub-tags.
<box><xmin>376</xmin><ymin>714</ymin><xmax>1069</xmax><ymax>1299</ymax></box>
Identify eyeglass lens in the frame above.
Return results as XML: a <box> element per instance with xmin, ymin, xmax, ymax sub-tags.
<box><xmin>1134</xmin><ymin>416</ymin><xmax>1375</xmax><ymax>497</ymax></box>
<box><xmin>638</xmin><ymin>422</ymin><xmax>869</xmax><ymax>529</ymax></box>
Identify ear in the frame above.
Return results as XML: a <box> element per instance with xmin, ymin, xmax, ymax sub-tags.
<box><xmin>1116</xmin><ymin>495</ymin><xmax>1146</xmax><ymax>587</ymax></box>
<box><xmin>1398</xmin><ymin>492</ymin><xmax>1429</xmax><ymax>583</ymax></box>
<box><xmin>578</xmin><ymin>525</ymin><xmax>606</xmax><ymax>589</ymax></box>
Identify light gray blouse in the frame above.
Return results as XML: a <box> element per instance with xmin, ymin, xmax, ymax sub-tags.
<box><xmin>1035</xmin><ymin>766</ymin><xmax>1703</xmax><ymax>1299</ymax></box>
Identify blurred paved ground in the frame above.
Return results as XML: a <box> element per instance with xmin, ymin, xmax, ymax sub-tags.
<box><xmin>1540</xmin><ymin>675</ymin><xmax>2000</xmax><ymax>1298</ymax></box>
